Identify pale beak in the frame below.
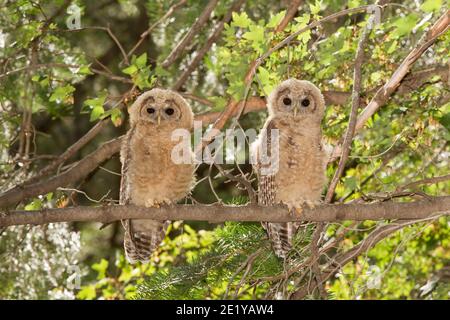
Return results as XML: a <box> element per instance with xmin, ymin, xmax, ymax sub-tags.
<box><xmin>157</xmin><ymin>114</ymin><xmax>161</xmax><ymax>125</ymax></box>
<box><xmin>293</xmin><ymin>106</ymin><xmax>298</xmax><ymax>117</ymax></box>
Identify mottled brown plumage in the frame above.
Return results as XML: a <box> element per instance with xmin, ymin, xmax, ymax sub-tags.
<box><xmin>252</xmin><ymin>79</ymin><xmax>327</xmax><ymax>258</ymax></box>
<box><xmin>120</xmin><ymin>88</ymin><xmax>195</xmax><ymax>264</ymax></box>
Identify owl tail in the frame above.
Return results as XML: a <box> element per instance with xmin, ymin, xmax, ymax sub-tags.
<box><xmin>264</xmin><ymin>222</ymin><xmax>299</xmax><ymax>259</ymax></box>
<box><xmin>122</xmin><ymin>219</ymin><xmax>170</xmax><ymax>264</ymax></box>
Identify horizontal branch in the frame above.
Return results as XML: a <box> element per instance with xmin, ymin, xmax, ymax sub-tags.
<box><xmin>1</xmin><ymin>196</ymin><xmax>449</xmax><ymax>227</ymax></box>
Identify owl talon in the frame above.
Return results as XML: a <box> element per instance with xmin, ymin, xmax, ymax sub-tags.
<box><xmin>293</xmin><ymin>206</ymin><xmax>303</xmax><ymax>218</ymax></box>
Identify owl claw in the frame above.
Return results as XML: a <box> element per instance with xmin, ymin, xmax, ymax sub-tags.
<box><xmin>304</xmin><ymin>200</ymin><xmax>317</xmax><ymax>210</ymax></box>
<box><xmin>293</xmin><ymin>206</ymin><xmax>303</xmax><ymax>218</ymax></box>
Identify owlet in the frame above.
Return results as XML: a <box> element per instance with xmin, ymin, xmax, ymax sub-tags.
<box><xmin>252</xmin><ymin>79</ymin><xmax>327</xmax><ymax>258</ymax></box>
<box><xmin>120</xmin><ymin>88</ymin><xmax>195</xmax><ymax>263</ymax></box>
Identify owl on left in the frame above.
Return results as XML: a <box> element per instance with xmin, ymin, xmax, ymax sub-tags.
<box><xmin>120</xmin><ymin>88</ymin><xmax>195</xmax><ymax>264</ymax></box>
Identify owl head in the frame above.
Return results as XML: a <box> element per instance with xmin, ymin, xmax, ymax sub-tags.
<box><xmin>267</xmin><ymin>79</ymin><xmax>325</xmax><ymax>122</ymax></box>
<box><xmin>129</xmin><ymin>88</ymin><xmax>193</xmax><ymax>129</ymax></box>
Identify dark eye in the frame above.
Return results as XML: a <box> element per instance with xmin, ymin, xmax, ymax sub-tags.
<box><xmin>147</xmin><ymin>107</ymin><xmax>155</xmax><ymax>114</ymax></box>
<box><xmin>301</xmin><ymin>99</ymin><xmax>310</xmax><ymax>107</ymax></box>
<box><xmin>283</xmin><ymin>97</ymin><xmax>292</xmax><ymax>106</ymax></box>
<box><xmin>165</xmin><ymin>107</ymin><xmax>175</xmax><ymax>116</ymax></box>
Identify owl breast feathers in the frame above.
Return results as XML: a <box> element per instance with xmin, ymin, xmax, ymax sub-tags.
<box><xmin>252</xmin><ymin>79</ymin><xmax>327</xmax><ymax>258</ymax></box>
<box><xmin>120</xmin><ymin>88</ymin><xmax>195</xmax><ymax>264</ymax></box>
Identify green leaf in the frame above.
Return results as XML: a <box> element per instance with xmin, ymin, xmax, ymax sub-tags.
<box><xmin>24</xmin><ymin>199</ymin><xmax>42</xmax><ymax>211</ymax></box>
<box><xmin>90</xmin><ymin>106</ymin><xmax>105</xmax><ymax>122</ymax></box>
<box><xmin>122</xmin><ymin>64</ymin><xmax>138</xmax><ymax>75</ymax></box>
<box><xmin>84</xmin><ymin>91</ymin><xmax>108</xmax><ymax>120</ymax></box>
<box><xmin>392</xmin><ymin>14</ymin><xmax>419</xmax><ymax>38</ymax></box>
<box><xmin>208</xmin><ymin>96</ymin><xmax>227</xmax><ymax>112</ymax></box>
<box><xmin>387</xmin><ymin>40</ymin><xmax>398</xmax><ymax>54</ymax></box>
<box><xmin>420</xmin><ymin>0</ymin><xmax>442</xmax><ymax>12</ymax></box>
<box><xmin>257</xmin><ymin>66</ymin><xmax>274</xmax><ymax>95</ymax></box>
<box><xmin>232</xmin><ymin>12</ymin><xmax>251</xmax><ymax>28</ymax></box>
<box><xmin>439</xmin><ymin>113</ymin><xmax>450</xmax><ymax>131</ymax></box>
<box><xmin>77</xmin><ymin>285</ymin><xmax>97</xmax><ymax>300</ymax></box>
<box><xmin>309</xmin><ymin>0</ymin><xmax>322</xmax><ymax>15</ymax></box>
<box><xmin>92</xmin><ymin>258</ymin><xmax>109</xmax><ymax>280</ymax></box>
<box><xmin>135</xmin><ymin>53</ymin><xmax>147</xmax><ymax>68</ymax></box>
<box><xmin>266</xmin><ymin>11</ymin><xmax>285</xmax><ymax>29</ymax></box>
<box><xmin>243</xmin><ymin>24</ymin><xmax>265</xmax><ymax>52</ymax></box>
<box><xmin>344</xmin><ymin>176</ymin><xmax>357</xmax><ymax>191</ymax></box>
<box><xmin>101</xmin><ymin>107</ymin><xmax>123</xmax><ymax>127</ymax></box>
<box><xmin>78</xmin><ymin>65</ymin><xmax>93</xmax><ymax>75</ymax></box>
<box><xmin>49</xmin><ymin>85</ymin><xmax>75</xmax><ymax>103</ymax></box>
<box><xmin>348</xmin><ymin>0</ymin><xmax>361</xmax><ymax>8</ymax></box>
<box><xmin>370</xmin><ymin>71</ymin><xmax>382</xmax><ymax>83</ymax></box>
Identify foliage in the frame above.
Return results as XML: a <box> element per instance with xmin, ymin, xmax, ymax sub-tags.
<box><xmin>0</xmin><ymin>0</ymin><xmax>449</xmax><ymax>300</ymax></box>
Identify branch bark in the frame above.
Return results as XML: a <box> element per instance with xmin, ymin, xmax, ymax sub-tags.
<box><xmin>1</xmin><ymin>196</ymin><xmax>448</xmax><ymax>227</ymax></box>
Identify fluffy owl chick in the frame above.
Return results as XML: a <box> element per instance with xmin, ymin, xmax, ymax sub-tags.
<box><xmin>252</xmin><ymin>79</ymin><xmax>327</xmax><ymax>258</ymax></box>
<box><xmin>120</xmin><ymin>88</ymin><xmax>195</xmax><ymax>264</ymax></box>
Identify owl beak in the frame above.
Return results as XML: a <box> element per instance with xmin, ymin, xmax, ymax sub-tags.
<box><xmin>157</xmin><ymin>114</ymin><xmax>161</xmax><ymax>126</ymax></box>
<box><xmin>293</xmin><ymin>106</ymin><xmax>298</xmax><ymax>117</ymax></box>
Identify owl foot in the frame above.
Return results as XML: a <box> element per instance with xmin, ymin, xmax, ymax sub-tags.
<box><xmin>291</xmin><ymin>200</ymin><xmax>320</xmax><ymax>219</ymax></box>
<box><xmin>293</xmin><ymin>206</ymin><xmax>303</xmax><ymax>219</ymax></box>
<box><xmin>304</xmin><ymin>200</ymin><xmax>319</xmax><ymax>210</ymax></box>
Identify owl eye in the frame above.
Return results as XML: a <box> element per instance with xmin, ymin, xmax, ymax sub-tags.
<box><xmin>147</xmin><ymin>107</ymin><xmax>155</xmax><ymax>114</ymax></box>
<box><xmin>283</xmin><ymin>97</ymin><xmax>292</xmax><ymax>106</ymax></box>
<box><xmin>165</xmin><ymin>107</ymin><xmax>175</xmax><ymax>116</ymax></box>
<box><xmin>301</xmin><ymin>98</ymin><xmax>310</xmax><ymax>107</ymax></box>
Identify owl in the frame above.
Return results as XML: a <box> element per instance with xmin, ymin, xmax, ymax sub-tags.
<box><xmin>252</xmin><ymin>79</ymin><xmax>327</xmax><ymax>258</ymax></box>
<box><xmin>120</xmin><ymin>88</ymin><xmax>195</xmax><ymax>264</ymax></box>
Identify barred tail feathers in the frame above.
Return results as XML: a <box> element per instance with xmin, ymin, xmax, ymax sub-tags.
<box><xmin>123</xmin><ymin>219</ymin><xmax>170</xmax><ymax>264</ymax></box>
<box><xmin>264</xmin><ymin>221</ymin><xmax>299</xmax><ymax>259</ymax></box>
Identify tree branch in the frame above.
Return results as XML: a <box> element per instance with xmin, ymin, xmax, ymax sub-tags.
<box><xmin>275</xmin><ymin>0</ymin><xmax>303</xmax><ymax>33</ymax></box>
<box><xmin>355</xmin><ymin>11</ymin><xmax>450</xmax><ymax>131</ymax></box>
<box><xmin>172</xmin><ymin>0</ymin><xmax>247</xmax><ymax>90</ymax></box>
<box><xmin>0</xmin><ymin>138</ymin><xmax>122</xmax><ymax>208</ymax></box>
<box><xmin>1</xmin><ymin>196</ymin><xmax>448</xmax><ymax>227</ymax></box>
<box><xmin>162</xmin><ymin>0</ymin><xmax>220</xmax><ymax>68</ymax></box>
<box><xmin>126</xmin><ymin>0</ymin><xmax>187</xmax><ymax>60</ymax></box>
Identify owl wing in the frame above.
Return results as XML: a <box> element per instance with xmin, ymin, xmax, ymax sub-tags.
<box><xmin>120</xmin><ymin>126</ymin><xmax>169</xmax><ymax>264</ymax></box>
<box><xmin>257</xmin><ymin>119</ymin><xmax>298</xmax><ymax>259</ymax></box>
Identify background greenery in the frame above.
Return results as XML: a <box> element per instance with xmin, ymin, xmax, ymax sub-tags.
<box><xmin>0</xmin><ymin>0</ymin><xmax>448</xmax><ymax>299</ymax></box>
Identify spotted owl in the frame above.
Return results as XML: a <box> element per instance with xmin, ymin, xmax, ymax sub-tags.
<box><xmin>120</xmin><ymin>88</ymin><xmax>195</xmax><ymax>264</ymax></box>
<box><xmin>252</xmin><ymin>79</ymin><xmax>327</xmax><ymax>258</ymax></box>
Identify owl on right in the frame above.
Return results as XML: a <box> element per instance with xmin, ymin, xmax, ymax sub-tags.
<box><xmin>252</xmin><ymin>78</ymin><xmax>327</xmax><ymax>259</ymax></box>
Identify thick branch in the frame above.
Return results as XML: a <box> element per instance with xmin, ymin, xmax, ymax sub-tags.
<box><xmin>1</xmin><ymin>196</ymin><xmax>449</xmax><ymax>227</ymax></box>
